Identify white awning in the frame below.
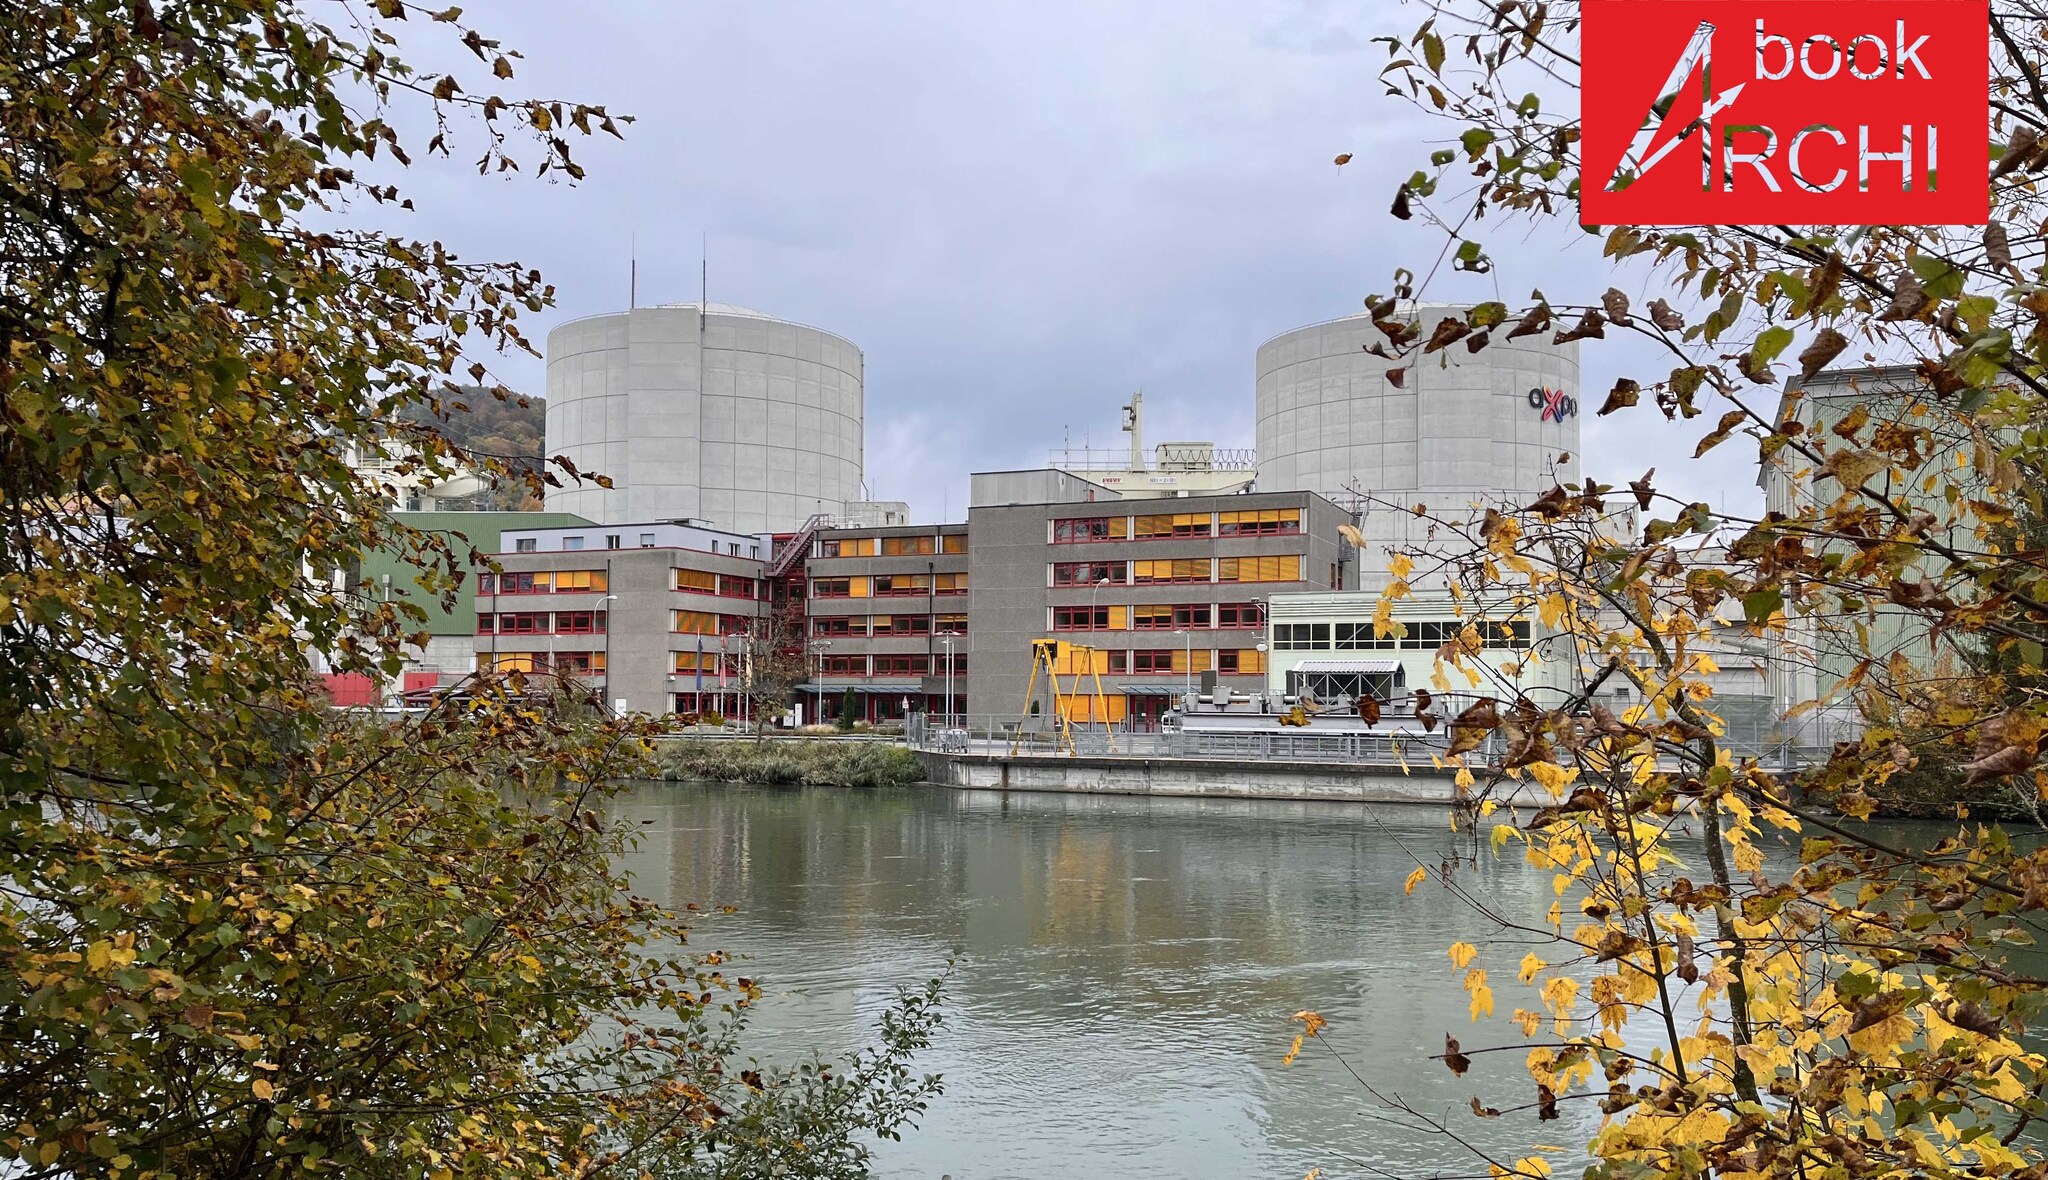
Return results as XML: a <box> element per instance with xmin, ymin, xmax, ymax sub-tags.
<box><xmin>1290</xmin><ymin>659</ymin><xmax>1402</xmax><ymax>674</ymax></box>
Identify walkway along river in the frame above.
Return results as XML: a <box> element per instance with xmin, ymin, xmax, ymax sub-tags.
<box><xmin>614</xmin><ymin>781</ymin><xmax>1626</xmax><ymax>1179</ymax></box>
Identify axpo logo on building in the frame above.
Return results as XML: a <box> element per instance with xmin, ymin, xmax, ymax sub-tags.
<box><xmin>1581</xmin><ymin>0</ymin><xmax>1988</xmax><ymax>226</ymax></box>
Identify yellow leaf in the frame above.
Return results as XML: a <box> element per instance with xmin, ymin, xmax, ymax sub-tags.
<box><xmin>86</xmin><ymin>942</ymin><xmax>111</xmax><ymax>971</ymax></box>
<box><xmin>251</xmin><ymin>1078</ymin><xmax>275</xmax><ymax>1100</ymax></box>
<box><xmin>1403</xmin><ymin>866</ymin><xmax>1429</xmax><ymax>895</ymax></box>
<box><xmin>1518</xmin><ymin>952</ymin><xmax>1547</xmax><ymax>983</ymax></box>
<box><xmin>1389</xmin><ymin>553</ymin><xmax>1415</xmax><ymax>580</ymax></box>
<box><xmin>1448</xmin><ymin>942</ymin><xmax>1478</xmax><ymax>969</ymax></box>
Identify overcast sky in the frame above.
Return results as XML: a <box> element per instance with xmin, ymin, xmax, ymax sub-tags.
<box><xmin>396</xmin><ymin>0</ymin><xmax>1762</xmax><ymax>523</ymax></box>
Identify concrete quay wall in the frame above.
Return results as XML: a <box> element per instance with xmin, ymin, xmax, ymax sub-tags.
<box><xmin>914</xmin><ymin>751</ymin><xmax>1548</xmax><ymax>806</ymax></box>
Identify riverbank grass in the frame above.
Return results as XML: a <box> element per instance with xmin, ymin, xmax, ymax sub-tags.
<box><xmin>656</xmin><ymin>739</ymin><xmax>926</xmax><ymax>788</ymax></box>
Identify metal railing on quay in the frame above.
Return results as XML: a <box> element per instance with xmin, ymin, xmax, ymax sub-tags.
<box><xmin>908</xmin><ymin>710</ymin><xmax>1858</xmax><ymax>772</ymax></box>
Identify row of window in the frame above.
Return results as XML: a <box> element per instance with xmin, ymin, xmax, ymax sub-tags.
<box><xmin>811</xmin><ymin>613</ymin><xmax>969</xmax><ymax>638</ymax></box>
<box><xmin>819</xmin><ymin>535</ymin><xmax>967</xmax><ymax>557</ymax></box>
<box><xmin>673</xmin><ymin>651</ymin><xmax>743</xmax><ymax>675</ymax></box>
<box><xmin>511</xmin><ymin>535</ymin><xmax>760</xmax><ymax>558</ymax></box>
<box><xmin>477</xmin><ymin>570</ymin><xmax>609</xmax><ymax>595</ymax></box>
<box><xmin>1271</xmin><ymin>620</ymin><xmax>1532</xmax><ymax>651</ymax></box>
<box><xmin>1052</xmin><ymin>509</ymin><xmax>1302</xmax><ymax>544</ymax></box>
<box><xmin>1051</xmin><ymin>557</ymin><xmax>1306</xmax><ymax>586</ymax></box>
<box><xmin>672</xmin><ymin>610</ymin><xmax>762</xmax><ymax>636</ymax></box>
<box><xmin>1050</xmin><ymin>602</ymin><xmax>1265</xmax><ymax>631</ymax></box>
<box><xmin>816</xmin><ymin>654</ymin><xmax>969</xmax><ymax>676</ymax></box>
<box><xmin>672</xmin><ymin>569</ymin><xmax>760</xmax><ymax>599</ymax></box>
<box><xmin>477</xmin><ymin>610</ymin><xmax>607</xmax><ymax>635</ymax></box>
<box><xmin>490</xmin><ymin>651</ymin><xmax>606</xmax><ymax>674</ymax></box>
<box><xmin>1059</xmin><ymin>649</ymin><xmax>1267</xmax><ymax>675</ymax></box>
<box><xmin>812</xmin><ymin>573</ymin><xmax>969</xmax><ymax>598</ymax></box>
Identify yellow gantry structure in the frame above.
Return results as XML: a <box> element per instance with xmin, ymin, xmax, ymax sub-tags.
<box><xmin>1012</xmin><ymin>638</ymin><xmax>1117</xmax><ymax>756</ymax></box>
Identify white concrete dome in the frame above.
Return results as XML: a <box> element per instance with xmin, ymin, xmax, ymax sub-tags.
<box><xmin>1256</xmin><ymin>305</ymin><xmax>1581</xmax><ymax>578</ymax></box>
<box><xmin>544</xmin><ymin>303</ymin><xmax>864</xmax><ymax>533</ymax></box>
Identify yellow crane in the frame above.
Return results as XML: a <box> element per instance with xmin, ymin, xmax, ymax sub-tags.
<box><xmin>1011</xmin><ymin>639</ymin><xmax>1117</xmax><ymax>756</ymax></box>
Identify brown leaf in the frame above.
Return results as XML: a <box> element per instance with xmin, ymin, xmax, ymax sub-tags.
<box><xmin>1797</xmin><ymin>327</ymin><xmax>1849</xmax><ymax>382</ymax></box>
<box><xmin>1598</xmin><ymin>378</ymin><xmax>1640</xmax><ymax>416</ymax></box>
<box><xmin>1469</xmin><ymin>1096</ymin><xmax>1501</xmax><ymax>1118</ymax></box>
<box><xmin>1443</xmin><ymin>1034</ymin><xmax>1472</xmax><ymax>1076</ymax></box>
<box><xmin>1992</xmin><ymin>125</ymin><xmax>2040</xmax><ymax>180</ymax></box>
<box><xmin>1884</xmin><ymin>577</ymin><xmax>1956</xmax><ymax>614</ymax></box>
<box><xmin>1464</xmin><ymin>329</ymin><xmax>1490</xmax><ymax>353</ymax></box>
<box><xmin>1418</xmin><ymin>711</ymin><xmax>1440</xmax><ymax>733</ymax></box>
<box><xmin>1877</xmin><ymin>273</ymin><xmax>1930</xmax><ymax>322</ymax></box>
<box><xmin>1986</xmin><ymin>220</ymin><xmax>2014</xmax><ymax>271</ymax></box>
<box><xmin>1965</xmin><ymin>743</ymin><xmax>2036</xmax><ymax>785</ymax></box>
<box><xmin>1537</xmin><ymin>1083</ymin><xmax>1560</xmax><ymax>1120</ymax></box>
<box><xmin>1390</xmin><ymin>185</ymin><xmax>1412</xmax><ymax>219</ymax></box>
<box><xmin>1424</xmin><ymin>317</ymin><xmax>1471</xmax><ymax>353</ymax></box>
<box><xmin>1358</xmin><ymin>696</ymin><xmax>1382</xmax><ymax>725</ymax></box>
<box><xmin>1413</xmin><ymin>689</ymin><xmax>1433</xmax><ymax>713</ymax></box>
<box><xmin>1673</xmin><ymin>931</ymin><xmax>1698</xmax><ymax>984</ymax></box>
<box><xmin>1592</xmin><ymin>930</ymin><xmax>1642</xmax><ymax>962</ymax></box>
<box><xmin>1526</xmin><ymin>485</ymin><xmax>1570</xmax><ymax>519</ymax></box>
<box><xmin>1646</xmin><ymin>298</ymin><xmax>1684</xmax><ymax>331</ymax></box>
<box><xmin>1600</xmin><ymin>288</ymin><xmax>1632</xmax><ymax>326</ymax></box>
<box><xmin>1447</xmin><ymin>698</ymin><xmax>1500</xmax><ymax>755</ymax></box>
<box><xmin>1554</xmin><ymin>309</ymin><xmax>1605</xmax><ymax>343</ymax></box>
<box><xmin>1946</xmin><ymin>1001</ymin><xmax>2002</xmax><ymax>1037</ymax></box>
<box><xmin>1505</xmin><ymin>305</ymin><xmax>1551</xmax><ymax>340</ymax></box>
<box><xmin>1847</xmin><ymin>993</ymin><xmax>1907</xmax><ymax>1034</ymax></box>
<box><xmin>1629</xmin><ymin>468</ymin><xmax>1655</xmax><ymax>510</ymax></box>
<box><xmin>1692</xmin><ymin>410</ymin><xmax>1747</xmax><ymax>458</ymax></box>
<box><xmin>1386</xmin><ymin>367</ymin><xmax>1406</xmax><ymax>389</ymax></box>
<box><xmin>1334</xmin><ymin>152</ymin><xmax>1354</xmax><ymax>166</ymax></box>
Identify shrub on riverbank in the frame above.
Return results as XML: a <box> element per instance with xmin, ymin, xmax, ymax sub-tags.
<box><xmin>657</xmin><ymin>739</ymin><xmax>926</xmax><ymax>788</ymax></box>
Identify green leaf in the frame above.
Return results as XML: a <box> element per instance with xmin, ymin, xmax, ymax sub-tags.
<box><xmin>1742</xmin><ymin>586</ymin><xmax>1784</xmax><ymax>623</ymax></box>
<box><xmin>1752</xmin><ymin>325</ymin><xmax>1795</xmax><ymax>365</ymax></box>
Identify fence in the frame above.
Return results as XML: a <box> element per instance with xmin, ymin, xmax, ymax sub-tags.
<box><xmin>908</xmin><ymin>708</ymin><xmax>1861</xmax><ymax>771</ymax></box>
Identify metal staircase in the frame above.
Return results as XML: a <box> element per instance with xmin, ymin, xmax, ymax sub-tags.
<box><xmin>767</xmin><ymin>512</ymin><xmax>831</xmax><ymax>579</ymax></box>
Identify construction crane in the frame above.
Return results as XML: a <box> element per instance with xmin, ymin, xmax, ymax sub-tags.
<box><xmin>1011</xmin><ymin>639</ymin><xmax>1117</xmax><ymax>756</ymax></box>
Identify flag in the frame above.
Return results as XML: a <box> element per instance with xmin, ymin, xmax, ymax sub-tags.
<box><xmin>694</xmin><ymin>637</ymin><xmax>703</xmax><ymax>696</ymax></box>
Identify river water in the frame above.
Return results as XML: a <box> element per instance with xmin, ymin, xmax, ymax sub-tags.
<box><xmin>610</xmin><ymin>781</ymin><xmax>1660</xmax><ymax>1179</ymax></box>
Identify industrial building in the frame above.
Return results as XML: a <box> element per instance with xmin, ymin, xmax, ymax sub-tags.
<box><xmin>1757</xmin><ymin>364</ymin><xmax>1978</xmax><ymax>748</ymax></box>
<box><xmin>403</xmin><ymin>301</ymin><xmax>1607</xmax><ymax>729</ymax></box>
<box><xmin>475</xmin><ymin>519</ymin><xmax>772</xmax><ymax>718</ymax></box>
<box><xmin>1256</xmin><ymin>306</ymin><xmax>1580</xmax><ymax>589</ymax></box>
<box><xmin>963</xmin><ymin>487</ymin><xmax>1355</xmax><ymax>727</ymax></box>
<box><xmin>797</xmin><ymin>521</ymin><xmax>972</xmax><ymax>725</ymax></box>
<box><xmin>543</xmin><ymin>303</ymin><xmax>865</xmax><ymax>533</ymax></box>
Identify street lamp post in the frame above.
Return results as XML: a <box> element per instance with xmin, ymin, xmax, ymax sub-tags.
<box><xmin>939</xmin><ymin>632</ymin><xmax>957</xmax><ymax>729</ymax></box>
<box><xmin>810</xmin><ymin>639</ymin><xmax>832</xmax><ymax>727</ymax></box>
<box><xmin>1175</xmin><ymin>628</ymin><xmax>1192</xmax><ymax>698</ymax></box>
<box><xmin>597</xmin><ymin>594</ymin><xmax>619</xmax><ymax>716</ymax></box>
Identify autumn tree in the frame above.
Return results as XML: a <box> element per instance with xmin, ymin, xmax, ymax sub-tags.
<box><xmin>1281</xmin><ymin>2</ymin><xmax>2048</xmax><ymax>1177</ymax></box>
<box><xmin>0</xmin><ymin>3</ymin><xmax>936</xmax><ymax>1177</ymax></box>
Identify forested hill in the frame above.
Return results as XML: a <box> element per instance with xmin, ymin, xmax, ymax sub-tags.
<box><xmin>402</xmin><ymin>388</ymin><xmax>546</xmax><ymax>510</ymax></box>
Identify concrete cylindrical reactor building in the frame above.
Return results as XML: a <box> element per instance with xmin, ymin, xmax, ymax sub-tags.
<box><xmin>544</xmin><ymin>303</ymin><xmax>863</xmax><ymax>533</ymax></box>
<box><xmin>1256</xmin><ymin>307</ymin><xmax>1579</xmax><ymax>574</ymax></box>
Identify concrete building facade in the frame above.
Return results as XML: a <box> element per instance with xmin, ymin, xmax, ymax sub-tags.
<box><xmin>799</xmin><ymin>522</ymin><xmax>972</xmax><ymax>724</ymax></box>
<box><xmin>477</xmin><ymin>520</ymin><xmax>773</xmax><ymax>718</ymax></box>
<box><xmin>964</xmin><ymin>489</ymin><xmax>1356</xmax><ymax>727</ymax></box>
<box><xmin>543</xmin><ymin>303</ymin><xmax>864</xmax><ymax>533</ymax></box>
<box><xmin>1756</xmin><ymin>365</ymin><xmax>1981</xmax><ymax>745</ymax></box>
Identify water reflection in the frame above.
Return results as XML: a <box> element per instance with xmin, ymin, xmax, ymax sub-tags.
<box><xmin>613</xmin><ymin>783</ymin><xmax>1648</xmax><ymax>1178</ymax></box>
